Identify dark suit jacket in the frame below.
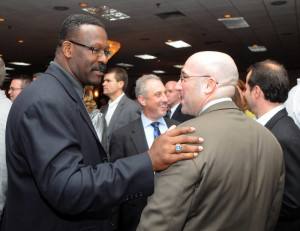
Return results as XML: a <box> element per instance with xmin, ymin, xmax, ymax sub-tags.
<box><xmin>265</xmin><ymin>109</ymin><xmax>300</xmax><ymax>231</ymax></box>
<box><xmin>2</xmin><ymin>62</ymin><xmax>154</xmax><ymax>231</ymax></box>
<box><xmin>171</xmin><ymin>104</ymin><xmax>194</xmax><ymax>123</ymax></box>
<box><xmin>101</xmin><ymin>95</ymin><xmax>140</xmax><ymax>154</ymax></box>
<box><xmin>110</xmin><ymin>117</ymin><xmax>178</xmax><ymax>231</ymax></box>
<box><xmin>138</xmin><ymin>101</ymin><xmax>284</xmax><ymax>231</ymax></box>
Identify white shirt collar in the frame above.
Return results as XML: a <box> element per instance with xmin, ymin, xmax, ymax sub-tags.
<box><xmin>170</xmin><ymin>103</ymin><xmax>180</xmax><ymax>117</ymax></box>
<box><xmin>108</xmin><ymin>92</ymin><xmax>124</xmax><ymax>105</ymax></box>
<box><xmin>256</xmin><ymin>104</ymin><xmax>285</xmax><ymax>126</ymax></box>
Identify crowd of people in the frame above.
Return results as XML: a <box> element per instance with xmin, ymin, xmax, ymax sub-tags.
<box><xmin>0</xmin><ymin>13</ymin><xmax>300</xmax><ymax>231</ymax></box>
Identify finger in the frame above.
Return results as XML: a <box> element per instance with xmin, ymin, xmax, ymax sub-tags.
<box><xmin>167</xmin><ymin>152</ymin><xmax>199</xmax><ymax>165</ymax></box>
<box><xmin>172</xmin><ymin>135</ymin><xmax>204</xmax><ymax>145</ymax></box>
<box><xmin>174</xmin><ymin>144</ymin><xmax>202</xmax><ymax>154</ymax></box>
<box><xmin>167</xmin><ymin>125</ymin><xmax>176</xmax><ymax>131</ymax></box>
<box><xmin>165</xmin><ymin>126</ymin><xmax>196</xmax><ymax>137</ymax></box>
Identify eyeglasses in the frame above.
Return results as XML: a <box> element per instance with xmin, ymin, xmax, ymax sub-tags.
<box><xmin>179</xmin><ymin>72</ymin><xmax>211</xmax><ymax>82</ymax></box>
<box><xmin>68</xmin><ymin>40</ymin><xmax>111</xmax><ymax>57</ymax></box>
<box><xmin>9</xmin><ymin>87</ymin><xmax>23</xmax><ymax>91</ymax></box>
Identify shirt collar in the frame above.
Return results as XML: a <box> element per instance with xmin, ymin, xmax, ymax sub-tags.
<box><xmin>141</xmin><ymin>112</ymin><xmax>167</xmax><ymax>128</ymax></box>
<box><xmin>199</xmin><ymin>97</ymin><xmax>232</xmax><ymax>115</ymax></box>
<box><xmin>51</xmin><ymin>61</ymin><xmax>84</xmax><ymax>99</ymax></box>
<box><xmin>108</xmin><ymin>92</ymin><xmax>124</xmax><ymax>105</ymax></box>
<box><xmin>256</xmin><ymin>104</ymin><xmax>285</xmax><ymax>126</ymax></box>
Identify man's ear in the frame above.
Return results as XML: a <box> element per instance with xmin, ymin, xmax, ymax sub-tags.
<box><xmin>253</xmin><ymin>85</ymin><xmax>264</xmax><ymax>99</ymax></box>
<box><xmin>137</xmin><ymin>95</ymin><xmax>146</xmax><ymax>106</ymax></box>
<box><xmin>61</xmin><ymin>41</ymin><xmax>73</xmax><ymax>58</ymax></box>
<box><xmin>204</xmin><ymin>78</ymin><xmax>217</xmax><ymax>94</ymax></box>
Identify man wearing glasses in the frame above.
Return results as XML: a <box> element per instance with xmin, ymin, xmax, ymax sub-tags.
<box><xmin>8</xmin><ymin>74</ymin><xmax>32</xmax><ymax>101</ymax></box>
<box><xmin>138</xmin><ymin>51</ymin><xmax>284</xmax><ymax>231</ymax></box>
<box><xmin>2</xmin><ymin>14</ymin><xmax>202</xmax><ymax>231</ymax></box>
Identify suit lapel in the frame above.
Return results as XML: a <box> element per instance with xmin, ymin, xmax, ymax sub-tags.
<box><xmin>107</xmin><ymin>95</ymin><xmax>126</xmax><ymax>133</ymax></box>
<box><xmin>130</xmin><ymin>118</ymin><xmax>148</xmax><ymax>153</ymax></box>
<box><xmin>45</xmin><ymin>64</ymin><xmax>104</xmax><ymax>153</ymax></box>
<box><xmin>265</xmin><ymin>109</ymin><xmax>287</xmax><ymax>130</ymax></box>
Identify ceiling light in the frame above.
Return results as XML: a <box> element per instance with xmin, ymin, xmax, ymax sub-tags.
<box><xmin>18</xmin><ymin>39</ymin><xmax>24</xmax><ymax>44</ymax></box>
<box><xmin>0</xmin><ymin>17</ymin><xmax>5</xmax><ymax>22</ymax></box>
<box><xmin>165</xmin><ymin>40</ymin><xmax>191</xmax><ymax>48</ymax></box>
<box><xmin>9</xmin><ymin>62</ymin><xmax>31</xmax><ymax>66</ymax></box>
<box><xmin>173</xmin><ymin>65</ymin><xmax>183</xmax><ymax>69</ymax></box>
<box><xmin>224</xmin><ymin>14</ymin><xmax>231</xmax><ymax>18</ymax></box>
<box><xmin>82</xmin><ymin>5</ymin><xmax>130</xmax><ymax>21</ymax></box>
<box><xmin>116</xmin><ymin>63</ymin><xmax>134</xmax><ymax>67</ymax></box>
<box><xmin>79</xmin><ymin>2</ymin><xmax>88</xmax><ymax>8</ymax></box>
<box><xmin>153</xmin><ymin>70</ymin><xmax>165</xmax><ymax>74</ymax></box>
<box><xmin>135</xmin><ymin>54</ymin><xmax>157</xmax><ymax>60</ymax></box>
<box><xmin>248</xmin><ymin>45</ymin><xmax>267</xmax><ymax>52</ymax></box>
<box><xmin>5</xmin><ymin>67</ymin><xmax>15</xmax><ymax>71</ymax></box>
<box><xmin>218</xmin><ymin>17</ymin><xmax>249</xmax><ymax>29</ymax></box>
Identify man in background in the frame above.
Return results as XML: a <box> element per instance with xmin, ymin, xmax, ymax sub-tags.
<box><xmin>0</xmin><ymin>57</ymin><xmax>12</xmax><ymax>220</ymax></box>
<box><xmin>165</xmin><ymin>80</ymin><xmax>193</xmax><ymax>122</ymax></box>
<box><xmin>138</xmin><ymin>52</ymin><xmax>284</xmax><ymax>231</ymax></box>
<box><xmin>244</xmin><ymin>59</ymin><xmax>300</xmax><ymax>231</ymax></box>
<box><xmin>110</xmin><ymin>74</ymin><xmax>178</xmax><ymax>231</ymax></box>
<box><xmin>8</xmin><ymin>74</ymin><xmax>32</xmax><ymax>101</ymax></box>
<box><xmin>101</xmin><ymin>67</ymin><xmax>140</xmax><ymax>153</ymax></box>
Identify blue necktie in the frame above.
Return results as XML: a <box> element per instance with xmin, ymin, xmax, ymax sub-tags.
<box><xmin>151</xmin><ymin>122</ymin><xmax>161</xmax><ymax>139</ymax></box>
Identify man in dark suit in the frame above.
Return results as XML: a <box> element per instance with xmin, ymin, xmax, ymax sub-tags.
<box><xmin>244</xmin><ymin>59</ymin><xmax>300</xmax><ymax>231</ymax></box>
<box><xmin>101</xmin><ymin>67</ymin><xmax>140</xmax><ymax>154</ymax></box>
<box><xmin>165</xmin><ymin>80</ymin><xmax>194</xmax><ymax>123</ymax></box>
<box><xmin>1</xmin><ymin>14</ymin><xmax>202</xmax><ymax>231</ymax></box>
<box><xmin>110</xmin><ymin>74</ymin><xmax>178</xmax><ymax>231</ymax></box>
<box><xmin>138</xmin><ymin>52</ymin><xmax>284</xmax><ymax>231</ymax></box>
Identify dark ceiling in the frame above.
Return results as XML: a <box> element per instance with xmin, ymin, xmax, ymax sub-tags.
<box><xmin>0</xmin><ymin>0</ymin><xmax>299</xmax><ymax>85</ymax></box>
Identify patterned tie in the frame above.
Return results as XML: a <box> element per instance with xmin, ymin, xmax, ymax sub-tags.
<box><xmin>151</xmin><ymin>122</ymin><xmax>161</xmax><ymax>139</ymax></box>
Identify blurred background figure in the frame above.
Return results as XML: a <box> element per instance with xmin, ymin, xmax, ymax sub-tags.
<box><xmin>232</xmin><ymin>79</ymin><xmax>255</xmax><ymax>118</ymax></box>
<box><xmin>32</xmin><ymin>72</ymin><xmax>43</xmax><ymax>81</ymax></box>
<box><xmin>8</xmin><ymin>74</ymin><xmax>32</xmax><ymax>101</ymax></box>
<box><xmin>165</xmin><ymin>80</ymin><xmax>194</xmax><ymax>123</ymax></box>
<box><xmin>285</xmin><ymin>78</ymin><xmax>300</xmax><ymax>128</ymax></box>
<box><xmin>0</xmin><ymin>57</ymin><xmax>12</xmax><ymax>220</ymax></box>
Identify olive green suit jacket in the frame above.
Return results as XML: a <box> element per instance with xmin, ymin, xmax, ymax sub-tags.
<box><xmin>138</xmin><ymin>101</ymin><xmax>284</xmax><ymax>231</ymax></box>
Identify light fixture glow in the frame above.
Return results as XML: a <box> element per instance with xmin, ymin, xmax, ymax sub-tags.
<box><xmin>18</xmin><ymin>40</ymin><xmax>24</xmax><ymax>44</ymax></box>
<box><xmin>153</xmin><ymin>70</ymin><xmax>165</xmax><ymax>74</ymax></box>
<box><xmin>116</xmin><ymin>63</ymin><xmax>134</xmax><ymax>67</ymax></box>
<box><xmin>248</xmin><ymin>45</ymin><xmax>267</xmax><ymax>52</ymax></box>
<box><xmin>81</xmin><ymin>5</ymin><xmax>130</xmax><ymax>21</ymax></box>
<box><xmin>218</xmin><ymin>17</ymin><xmax>249</xmax><ymax>29</ymax></box>
<box><xmin>173</xmin><ymin>65</ymin><xmax>183</xmax><ymax>69</ymax></box>
<box><xmin>9</xmin><ymin>62</ymin><xmax>31</xmax><ymax>66</ymax></box>
<box><xmin>165</xmin><ymin>40</ymin><xmax>191</xmax><ymax>48</ymax></box>
<box><xmin>5</xmin><ymin>67</ymin><xmax>15</xmax><ymax>71</ymax></box>
<box><xmin>134</xmin><ymin>54</ymin><xmax>157</xmax><ymax>60</ymax></box>
<box><xmin>79</xmin><ymin>2</ymin><xmax>88</xmax><ymax>8</ymax></box>
<box><xmin>0</xmin><ymin>17</ymin><xmax>5</xmax><ymax>22</ymax></box>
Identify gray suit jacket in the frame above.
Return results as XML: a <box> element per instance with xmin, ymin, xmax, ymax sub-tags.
<box><xmin>101</xmin><ymin>95</ymin><xmax>140</xmax><ymax>154</ymax></box>
<box><xmin>138</xmin><ymin>101</ymin><xmax>284</xmax><ymax>231</ymax></box>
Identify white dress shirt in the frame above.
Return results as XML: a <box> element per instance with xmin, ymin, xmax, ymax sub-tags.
<box><xmin>0</xmin><ymin>90</ymin><xmax>12</xmax><ymax>218</ymax></box>
<box><xmin>170</xmin><ymin>103</ymin><xmax>180</xmax><ymax>118</ymax></box>
<box><xmin>141</xmin><ymin>113</ymin><xmax>168</xmax><ymax>149</ymax></box>
<box><xmin>256</xmin><ymin>104</ymin><xmax>285</xmax><ymax>126</ymax></box>
<box><xmin>105</xmin><ymin>93</ymin><xmax>125</xmax><ymax>126</ymax></box>
<box><xmin>285</xmin><ymin>79</ymin><xmax>300</xmax><ymax>128</ymax></box>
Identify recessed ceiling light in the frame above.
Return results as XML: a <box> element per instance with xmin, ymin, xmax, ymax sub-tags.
<box><xmin>53</xmin><ymin>6</ymin><xmax>69</xmax><ymax>11</ymax></box>
<box><xmin>271</xmin><ymin>0</ymin><xmax>287</xmax><ymax>6</ymax></box>
<box><xmin>116</xmin><ymin>63</ymin><xmax>134</xmax><ymax>67</ymax></box>
<box><xmin>218</xmin><ymin>17</ymin><xmax>249</xmax><ymax>29</ymax></box>
<box><xmin>224</xmin><ymin>14</ymin><xmax>231</xmax><ymax>18</ymax></box>
<box><xmin>248</xmin><ymin>45</ymin><xmax>267</xmax><ymax>52</ymax></box>
<box><xmin>5</xmin><ymin>67</ymin><xmax>15</xmax><ymax>71</ymax></box>
<box><xmin>9</xmin><ymin>62</ymin><xmax>31</xmax><ymax>66</ymax></box>
<box><xmin>173</xmin><ymin>65</ymin><xmax>183</xmax><ymax>69</ymax></box>
<box><xmin>165</xmin><ymin>40</ymin><xmax>191</xmax><ymax>48</ymax></box>
<box><xmin>17</xmin><ymin>39</ymin><xmax>24</xmax><ymax>44</ymax></box>
<box><xmin>0</xmin><ymin>17</ymin><xmax>5</xmax><ymax>22</ymax></box>
<box><xmin>82</xmin><ymin>5</ymin><xmax>130</xmax><ymax>21</ymax></box>
<box><xmin>153</xmin><ymin>70</ymin><xmax>165</xmax><ymax>74</ymax></box>
<box><xmin>135</xmin><ymin>54</ymin><xmax>157</xmax><ymax>60</ymax></box>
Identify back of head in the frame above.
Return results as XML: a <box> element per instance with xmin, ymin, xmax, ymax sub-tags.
<box><xmin>0</xmin><ymin>57</ymin><xmax>6</xmax><ymax>87</ymax></box>
<box><xmin>186</xmin><ymin>51</ymin><xmax>239</xmax><ymax>98</ymax></box>
<box><xmin>247</xmin><ymin>59</ymin><xmax>289</xmax><ymax>103</ymax></box>
<box><xmin>58</xmin><ymin>14</ymin><xmax>105</xmax><ymax>46</ymax></box>
<box><xmin>11</xmin><ymin>74</ymin><xmax>32</xmax><ymax>87</ymax></box>
<box><xmin>106</xmin><ymin>67</ymin><xmax>128</xmax><ymax>91</ymax></box>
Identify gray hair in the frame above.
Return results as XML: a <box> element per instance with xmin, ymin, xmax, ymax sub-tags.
<box><xmin>135</xmin><ymin>74</ymin><xmax>161</xmax><ymax>97</ymax></box>
<box><xmin>0</xmin><ymin>57</ymin><xmax>6</xmax><ymax>87</ymax></box>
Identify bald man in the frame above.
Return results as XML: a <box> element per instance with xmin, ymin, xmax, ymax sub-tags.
<box><xmin>137</xmin><ymin>51</ymin><xmax>284</xmax><ymax>231</ymax></box>
<box><xmin>165</xmin><ymin>81</ymin><xmax>194</xmax><ymax>123</ymax></box>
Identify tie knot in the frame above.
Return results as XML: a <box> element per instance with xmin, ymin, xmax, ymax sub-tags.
<box><xmin>151</xmin><ymin>122</ymin><xmax>161</xmax><ymax>138</ymax></box>
<box><xmin>151</xmin><ymin>121</ymin><xmax>160</xmax><ymax>128</ymax></box>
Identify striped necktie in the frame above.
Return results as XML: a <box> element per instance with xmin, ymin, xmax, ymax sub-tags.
<box><xmin>151</xmin><ymin>122</ymin><xmax>161</xmax><ymax>139</ymax></box>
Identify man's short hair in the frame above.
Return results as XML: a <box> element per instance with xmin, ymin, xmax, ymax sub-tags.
<box><xmin>0</xmin><ymin>57</ymin><xmax>6</xmax><ymax>87</ymax></box>
<box><xmin>247</xmin><ymin>59</ymin><xmax>289</xmax><ymax>103</ymax></box>
<box><xmin>59</xmin><ymin>14</ymin><xmax>105</xmax><ymax>45</ymax></box>
<box><xmin>135</xmin><ymin>74</ymin><xmax>161</xmax><ymax>97</ymax></box>
<box><xmin>11</xmin><ymin>74</ymin><xmax>32</xmax><ymax>88</ymax></box>
<box><xmin>106</xmin><ymin>67</ymin><xmax>128</xmax><ymax>91</ymax></box>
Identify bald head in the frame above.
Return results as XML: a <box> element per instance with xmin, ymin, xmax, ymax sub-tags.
<box><xmin>178</xmin><ymin>51</ymin><xmax>239</xmax><ymax>115</ymax></box>
<box><xmin>165</xmin><ymin>80</ymin><xmax>180</xmax><ymax>108</ymax></box>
